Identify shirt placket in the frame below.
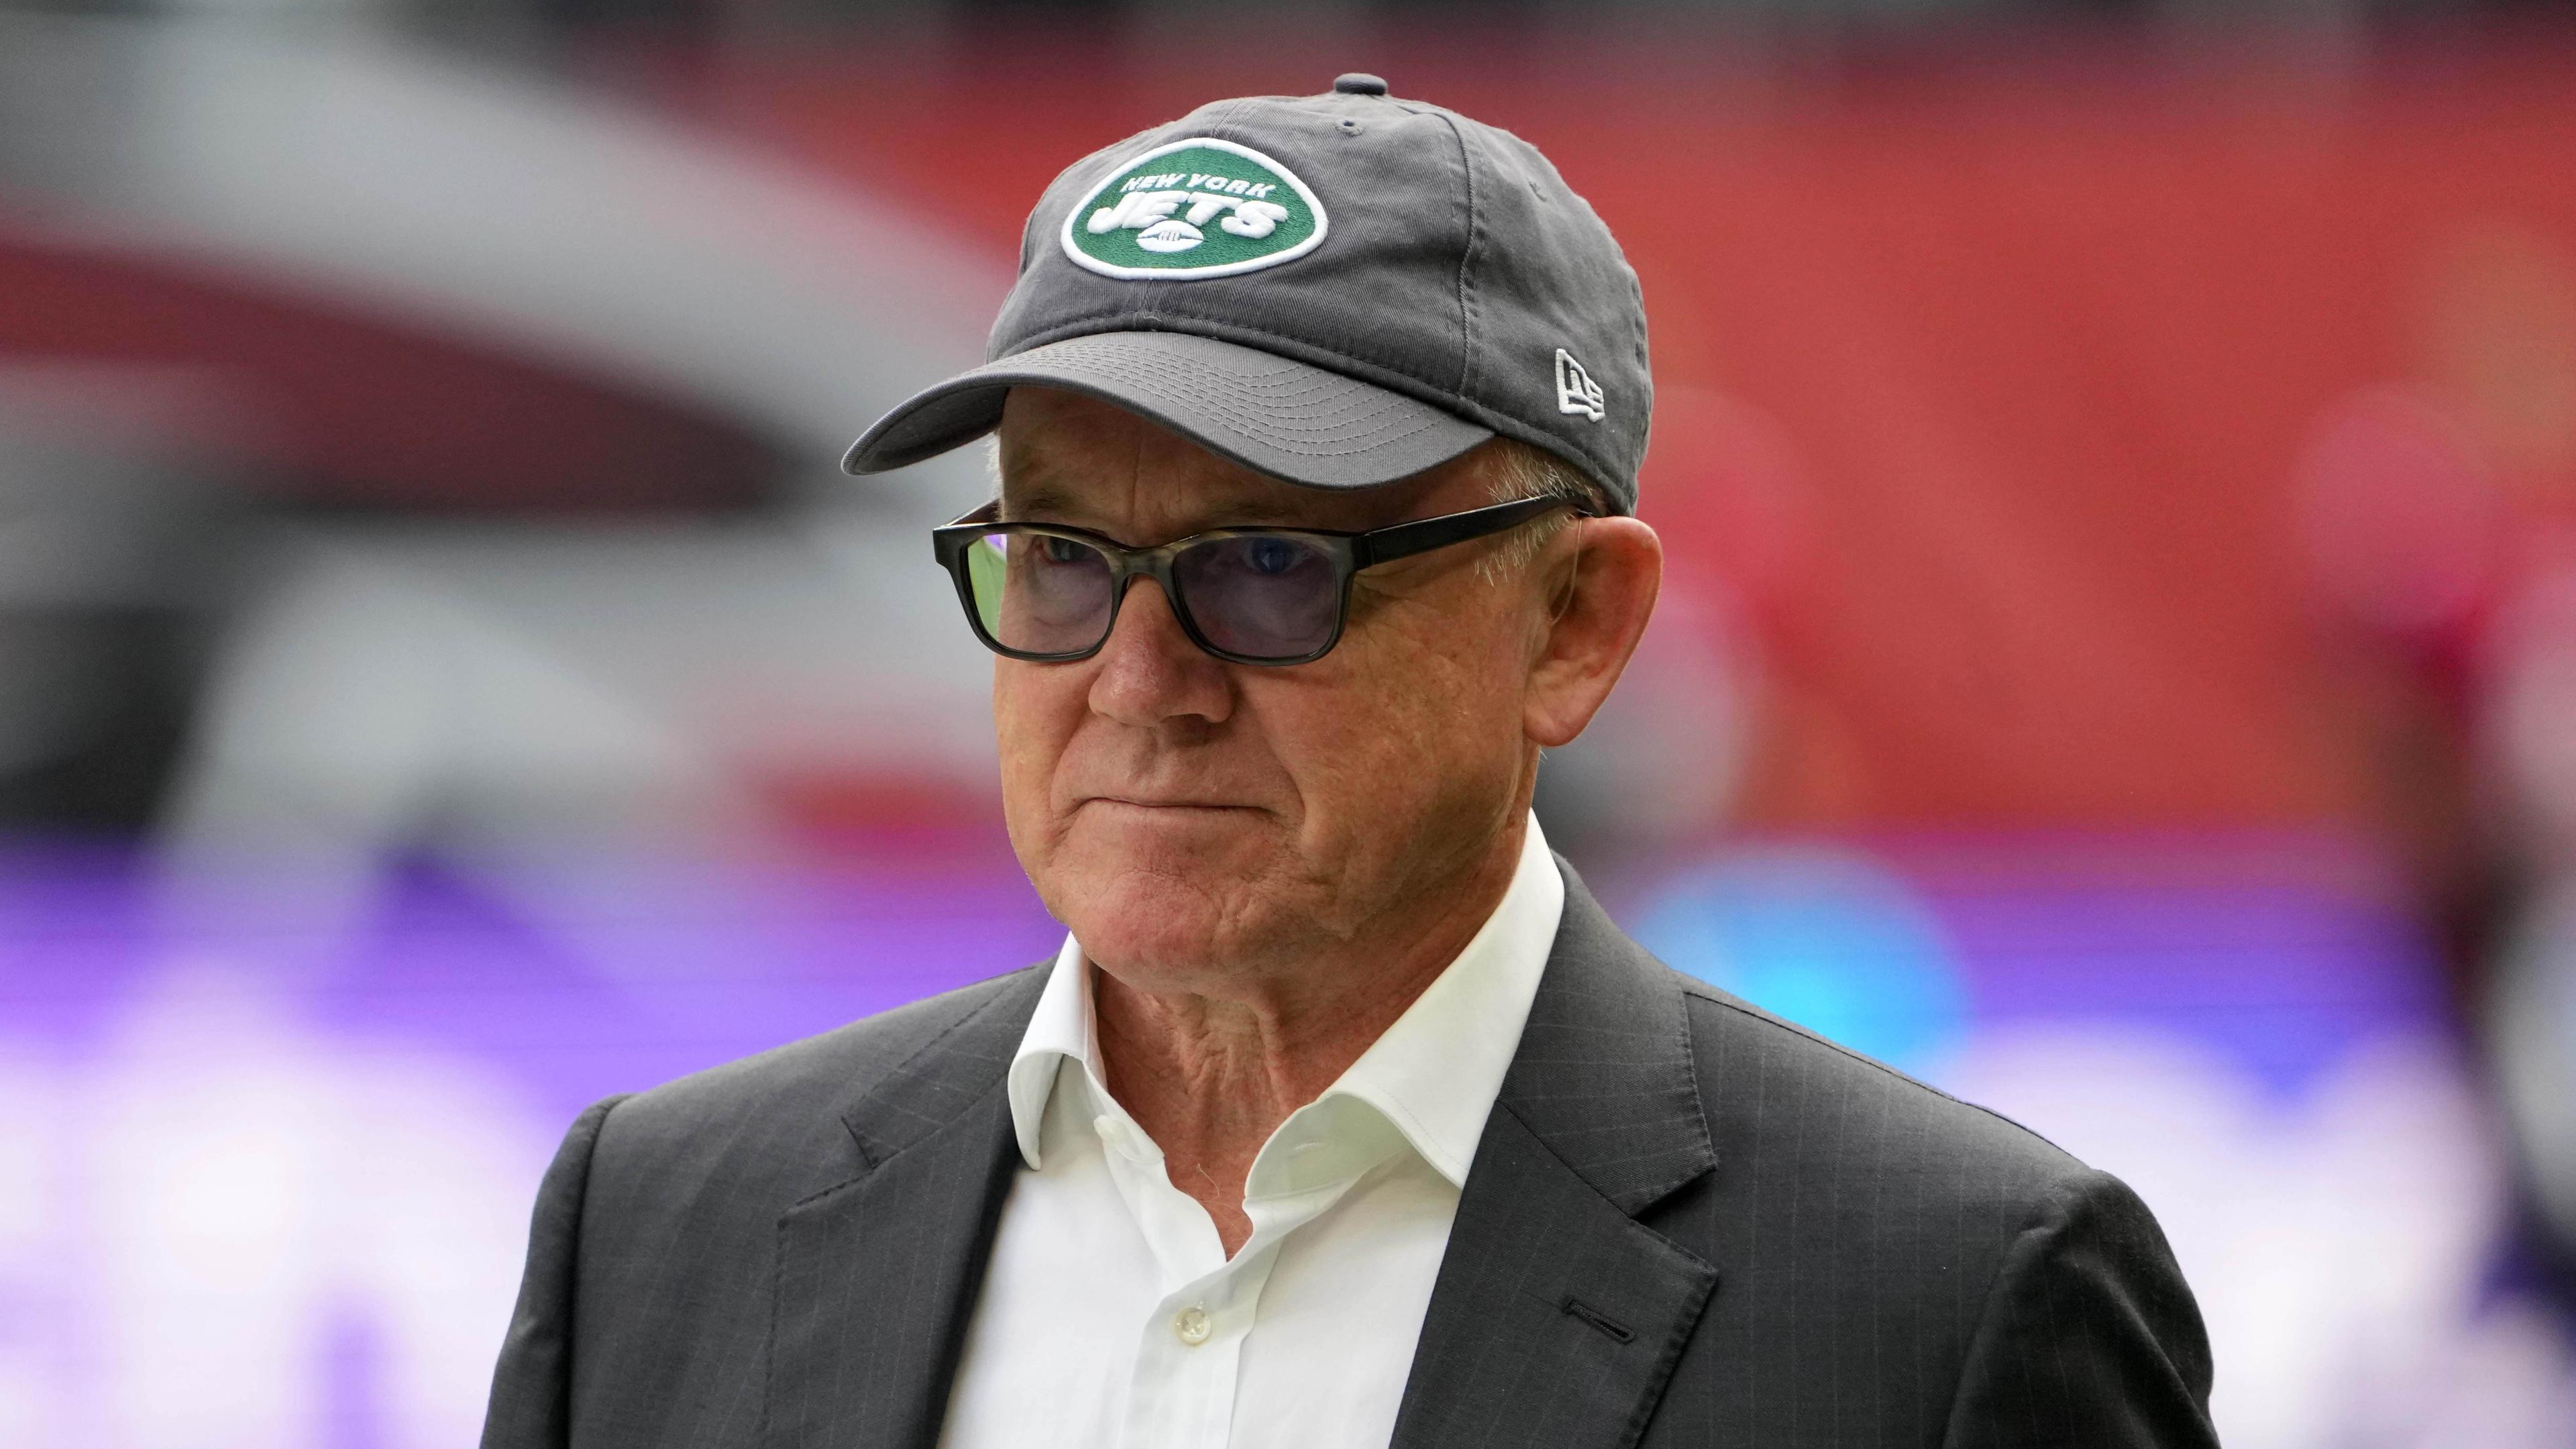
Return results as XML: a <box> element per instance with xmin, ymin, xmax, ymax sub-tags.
<box><xmin>1092</xmin><ymin>1102</ymin><xmax>1267</xmax><ymax>1449</ymax></box>
<box><xmin>1086</xmin><ymin>1081</ymin><xmax>1413</xmax><ymax>1449</ymax></box>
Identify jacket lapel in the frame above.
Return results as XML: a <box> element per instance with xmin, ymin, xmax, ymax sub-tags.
<box><xmin>1391</xmin><ymin>858</ymin><xmax>1721</xmax><ymax>1449</ymax></box>
<box><xmin>765</xmin><ymin>973</ymin><xmax>1042</xmax><ymax>1449</ymax></box>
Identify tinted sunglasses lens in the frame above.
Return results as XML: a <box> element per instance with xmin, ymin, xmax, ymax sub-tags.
<box><xmin>1172</xmin><ymin>534</ymin><xmax>1343</xmax><ymax>661</ymax></box>
<box><xmin>964</xmin><ymin>531</ymin><xmax>1116</xmax><ymax>655</ymax></box>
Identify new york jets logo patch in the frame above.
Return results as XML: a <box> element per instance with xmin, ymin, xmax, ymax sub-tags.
<box><xmin>1061</xmin><ymin>137</ymin><xmax>1328</xmax><ymax>281</ymax></box>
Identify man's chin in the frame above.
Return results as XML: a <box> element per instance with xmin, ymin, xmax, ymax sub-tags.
<box><xmin>1037</xmin><ymin>816</ymin><xmax>1301</xmax><ymax>971</ymax></box>
<box><xmin>1059</xmin><ymin>880</ymin><xmax>1279</xmax><ymax>980</ymax></box>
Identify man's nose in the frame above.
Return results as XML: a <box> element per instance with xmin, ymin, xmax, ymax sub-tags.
<box><xmin>1087</xmin><ymin>576</ymin><xmax>1233</xmax><ymax>726</ymax></box>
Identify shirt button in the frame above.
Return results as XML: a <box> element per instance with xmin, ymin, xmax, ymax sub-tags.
<box><xmin>1171</xmin><ymin>1306</ymin><xmax>1212</xmax><ymax>1346</ymax></box>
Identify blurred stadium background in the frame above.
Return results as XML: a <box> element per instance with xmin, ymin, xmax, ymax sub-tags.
<box><xmin>5</xmin><ymin>0</ymin><xmax>2576</xmax><ymax>1443</ymax></box>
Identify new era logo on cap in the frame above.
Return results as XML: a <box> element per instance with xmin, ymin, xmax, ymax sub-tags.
<box><xmin>1061</xmin><ymin>137</ymin><xmax>1329</xmax><ymax>281</ymax></box>
<box><xmin>1556</xmin><ymin>349</ymin><xmax>1605</xmax><ymax>423</ymax></box>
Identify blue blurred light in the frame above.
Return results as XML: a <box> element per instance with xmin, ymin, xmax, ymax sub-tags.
<box><xmin>1627</xmin><ymin>846</ymin><xmax>1968</xmax><ymax>1073</ymax></box>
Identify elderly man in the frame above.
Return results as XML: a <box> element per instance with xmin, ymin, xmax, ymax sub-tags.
<box><xmin>482</xmin><ymin>76</ymin><xmax>2217</xmax><ymax>1449</ymax></box>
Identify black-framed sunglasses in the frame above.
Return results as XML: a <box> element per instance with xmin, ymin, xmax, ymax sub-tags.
<box><xmin>930</xmin><ymin>494</ymin><xmax>1593</xmax><ymax>667</ymax></box>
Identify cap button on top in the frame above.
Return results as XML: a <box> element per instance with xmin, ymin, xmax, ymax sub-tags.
<box><xmin>1332</xmin><ymin>72</ymin><xmax>1388</xmax><ymax>96</ymax></box>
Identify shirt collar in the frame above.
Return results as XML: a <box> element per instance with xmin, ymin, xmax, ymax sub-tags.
<box><xmin>1004</xmin><ymin>812</ymin><xmax>1566</xmax><ymax>1188</ymax></box>
<box><xmin>1005</xmin><ymin>928</ymin><xmax>1103</xmax><ymax>1171</ymax></box>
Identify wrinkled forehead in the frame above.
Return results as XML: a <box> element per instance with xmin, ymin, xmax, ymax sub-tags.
<box><xmin>994</xmin><ymin>386</ymin><xmax>1445</xmax><ymax>535</ymax></box>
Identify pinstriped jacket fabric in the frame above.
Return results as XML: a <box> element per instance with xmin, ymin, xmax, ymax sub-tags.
<box><xmin>481</xmin><ymin>857</ymin><xmax>2220</xmax><ymax>1449</ymax></box>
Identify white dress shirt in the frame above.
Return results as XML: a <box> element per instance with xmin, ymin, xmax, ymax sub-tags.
<box><xmin>936</xmin><ymin>814</ymin><xmax>1567</xmax><ymax>1449</ymax></box>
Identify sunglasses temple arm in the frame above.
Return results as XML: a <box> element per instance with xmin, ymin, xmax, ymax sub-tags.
<box><xmin>1352</xmin><ymin>496</ymin><xmax>1585</xmax><ymax>569</ymax></box>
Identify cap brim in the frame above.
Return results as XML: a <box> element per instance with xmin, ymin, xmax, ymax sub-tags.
<box><xmin>842</xmin><ymin>331</ymin><xmax>1493</xmax><ymax>489</ymax></box>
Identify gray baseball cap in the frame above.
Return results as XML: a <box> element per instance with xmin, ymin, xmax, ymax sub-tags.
<box><xmin>843</xmin><ymin>74</ymin><xmax>1652</xmax><ymax>514</ymax></box>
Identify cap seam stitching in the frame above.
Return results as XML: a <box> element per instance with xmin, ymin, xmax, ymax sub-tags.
<box><xmin>1146</xmin><ymin>98</ymin><xmax>1265</xmax><ymax>319</ymax></box>
<box><xmin>1432</xmin><ymin>108</ymin><xmax>1483</xmax><ymax>400</ymax></box>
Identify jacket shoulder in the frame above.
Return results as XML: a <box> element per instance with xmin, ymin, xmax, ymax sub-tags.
<box><xmin>1676</xmin><ymin>973</ymin><xmax>2088</xmax><ymax>1210</ymax></box>
<box><xmin>1657</xmin><ymin>972</ymin><xmax>2213</xmax><ymax>1446</ymax></box>
<box><xmin>524</xmin><ymin>967</ymin><xmax>1042</xmax><ymax>1448</ymax></box>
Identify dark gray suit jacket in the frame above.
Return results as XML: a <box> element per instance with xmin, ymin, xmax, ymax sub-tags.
<box><xmin>483</xmin><ymin>859</ymin><xmax>2218</xmax><ymax>1448</ymax></box>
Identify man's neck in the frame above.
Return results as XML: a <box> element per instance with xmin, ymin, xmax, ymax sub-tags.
<box><xmin>1087</xmin><ymin>824</ymin><xmax>1527</xmax><ymax>1256</ymax></box>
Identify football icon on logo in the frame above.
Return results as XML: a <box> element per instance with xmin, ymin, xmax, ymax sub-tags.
<box><xmin>1135</xmin><ymin>219</ymin><xmax>1205</xmax><ymax>254</ymax></box>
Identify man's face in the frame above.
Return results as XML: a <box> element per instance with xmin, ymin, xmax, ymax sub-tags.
<box><xmin>990</xmin><ymin>387</ymin><xmax>1562</xmax><ymax>989</ymax></box>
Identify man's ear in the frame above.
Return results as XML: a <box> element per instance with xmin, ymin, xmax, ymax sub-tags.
<box><xmin>1524</xmin><ymin>517</ymin><xmax>1662</xmax><ymax>749</ymax></box>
